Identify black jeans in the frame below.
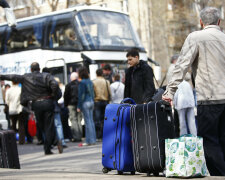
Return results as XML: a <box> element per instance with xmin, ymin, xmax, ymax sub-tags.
<box><xmin>197</xmin><ymin>104</ymin><xmax>225</xmax><ymax>176</ymax></box>
<box><xmin>60</xmin><ymin>107</ymin><xmax>73</xmax><ymax>140</ymax></box>
<box><xmin>32</xmin><ymin>99</ymin><xmax>56</xmax><ymax>153</ymax></box>
<box><xmin>94</xmin><ymin>101</ymin><xmax>108</xmax><ymax>139</ymax></box>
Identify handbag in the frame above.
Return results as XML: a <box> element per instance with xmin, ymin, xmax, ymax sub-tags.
<box><xmin>28</xmin><ymin>112</ymin><xmax>37</xmax><ymax>137</ymax></box>
<box><xmin>165</xmin><ymin>134</ymin><xmax>209</xmax><ymax>177</ymax></box>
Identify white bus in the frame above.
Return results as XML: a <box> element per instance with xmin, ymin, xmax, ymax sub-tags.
<box><xmin>0</xmin><ymin>5</ymin><xmax>147</xmax><ymax>84</ymax></box>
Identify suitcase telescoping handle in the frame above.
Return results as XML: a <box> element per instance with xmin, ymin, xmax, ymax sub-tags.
<box><xmin>120</xmin><ymin>98</ymin><xmax>136</xmax><ymax>105</ymax></box>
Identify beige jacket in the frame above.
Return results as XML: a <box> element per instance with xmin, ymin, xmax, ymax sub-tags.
<box><xmin>164</xmin><ymin>25</ymin><xmax>225</xmax><ymax>105</ymax></box>
<box><xmin>93</xmin><ymin>77</ymin><xmax>111</xmax><ymax>102</ymax></box>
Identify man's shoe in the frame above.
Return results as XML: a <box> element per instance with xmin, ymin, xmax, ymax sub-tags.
<box><xmin>57</xmin><ymin>140</ymin><xmax>63</xmax><ymax>154</ymax></box>
<box><xmin>36</xmin><ymin>140</ymin><xmax>43</xmax><ymax>145</ymax></box>
<box><xmin>63</xmin><ymin>145</ymin><xmax>68</xmax><ymax>148</ymax></box>
<box><xmin>45</xmin><ymin>151</ymin><xmax>54</xmax><ymax>155</ymax></box>
<box><xmin>71</xmin><ymin>138</ymin><xmax>81</xmax><ymax>142</ymax></box>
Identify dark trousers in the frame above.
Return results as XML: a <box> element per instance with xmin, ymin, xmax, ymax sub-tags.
<box><xmin>60</xmin><ymin>107</ymin><xmax>73</xmax><ymax>140</ymax></box>
<box><xmin>24</xmin><ymin>111</ymin><xmax>33</xmax><ymax>143</ymax></box>
<box><xmin>32</xmin><ymin>99</ymin><xmax>56</xmax><ymax>154</ymax></box>
<box><xmin>197</xmin><ymin>104</ymin><xmax>225</xmax><ymax>176</ymax></box>
<box><xmin>10</xmin><ymin>113</ymin><xmax>25</xmax><ymax>144</ymax></box>
<box><xmin>94</xmin><ymin>101</ymin><xmax>108</xmax><ymax>139</ymax></box>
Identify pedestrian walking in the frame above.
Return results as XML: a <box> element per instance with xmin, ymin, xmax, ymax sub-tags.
<box><xmin>124</xmin><ymin>48</ymin><xmax>155</xmax><ymax>104</ymax></box>
<box><xmin>54</xmin><ymin>77</ymin><xmax>67</xmax><ymax>148</ymax></box>
<box><xmin>0</xmin><ymin>62</ymin><xmax>62</xmax><ymax>155</ymax></box>
<box><xmin>5</xmin><ymin>81</ymin><xmax>25</xmax><ymax>144</ymax></box>
<box><xmin>64</xmin><ymin>72</ymin><xmax>82</xmax><ymax>142</ymax></box>
<box><xmin>77</xmin><ymin>67</ymin><xmax>96</xmax><ymax>146</ymax></box>
<box><xmin>1</xmin><ymin>83</ymin><xmax>11</xmax><ymax>128</ymax></box>
<box><xmin>166</xmin><ymin>54</ymin><xmax>179</xmax><ymax>84</ymax></box>
<box><xmin>173</xmin><ymin>72</ymin><xmax>197</xmax><ymax>136</ymax></box>
<box><xmin>92</xmin><ymin>69</ymin><xmax>111</xmax><ymax>140</ymax></box>
<box><xmin>110</xmin><ymin>74</ymin><xmax>124</xmax><ymax>104</ymax></box>
<box><xmin>162</xmin><ymin>7</ymin><xmax>225</xmax><ymax>176</ymax></box>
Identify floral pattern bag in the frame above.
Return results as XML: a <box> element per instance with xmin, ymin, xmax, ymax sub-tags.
<box><xmin>165</xmin><ymin>135</ymin><xmax>209</xmax><ymax>178</ymax></box>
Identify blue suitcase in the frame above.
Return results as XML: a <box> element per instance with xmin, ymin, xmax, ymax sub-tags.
<box><xmin>102</xmin><ymin>98</ymin><xmax>136</xmax><ymax>175</ymax></box>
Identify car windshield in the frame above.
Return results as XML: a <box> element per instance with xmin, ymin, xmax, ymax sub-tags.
<box><xmin>75</xmin><ymin>10</ymin><xmax>145</xmax><ymax>51</ymax></box>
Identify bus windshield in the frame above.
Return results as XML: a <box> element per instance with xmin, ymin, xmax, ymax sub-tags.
<box><xmin>75</xmin><ymin>10</ymin><xmax>144</xmax><ymax>51</ymax></box>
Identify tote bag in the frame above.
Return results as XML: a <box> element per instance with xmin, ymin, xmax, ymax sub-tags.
<box><xmin>165</xmin><ymin>134</ymin><xmax>209</xmax><ymax>177</ymax></box>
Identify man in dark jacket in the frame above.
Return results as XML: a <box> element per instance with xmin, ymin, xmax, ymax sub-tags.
<box><xmin>0</xmin><ymin>0</ymin><xmax>9</xmax><ymax>8</ymax></box>
<box><xmin>64</xmin><ymin>72</ymin><xmax>82</xmax><ymax>142</ymax></box>
<box><xmin>124</xmin><ymin>48</ymin><xmax>155</xmax><ymax>104</ymax></box>
<box><xmin>0</xmin><ymin>62</ymin><xmax>62</xmax><ymax>155</ymax></box>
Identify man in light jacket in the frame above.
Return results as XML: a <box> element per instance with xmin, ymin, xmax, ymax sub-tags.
<box><xmin>162</xmin><ymin>7</ymin><xmax>225</xmax><ymax>176</ymax></box>
<box><xmin>5</xmin><ymin>81</ymin><xmax>25</xmax><ymax>144</ymax></box>
<box><xmin>93</xmin><ymin>68</ymin><xmax>111</xmax><ymax>140</ymax></box>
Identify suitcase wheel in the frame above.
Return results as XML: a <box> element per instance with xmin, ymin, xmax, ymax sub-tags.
<box><xmin>147</xmin><ymin>172</ymin><xmax>151</xmax><ymax>176</ymax></box>
<box><xmin>153</xmin><ymin>172</ymin><xmax>159</xmax><ymax>176</ymax></box>
<box><xmin>117</xmin><ymin>170</ymin><xmax>123</xmax><ymax>175</ymax></box>
<box><xmin>102</xmin><ymin>167</ymin><xmax>109</xmax><ymax>174</ymax></box>
<box><xmin>131</xmin><ymin>171</ymin><xmax>135</xmax><ymax>175</ymax></box>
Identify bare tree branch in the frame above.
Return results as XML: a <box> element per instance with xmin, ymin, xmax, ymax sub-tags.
<box><xmin>48</xmin><ymin>0</ymin><xmax>59</xmax><ymax>11</ymax></box>
<box><xmin>30</xmin><ymin>0</ymin><xmax>40</xmax><ymax>14</ymax></box>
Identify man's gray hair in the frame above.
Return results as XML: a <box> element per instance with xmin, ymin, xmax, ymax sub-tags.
<box><xmin>200</xmin><ymin>7</ymin><xmax>220</xmax><ymax>25</ymax></box>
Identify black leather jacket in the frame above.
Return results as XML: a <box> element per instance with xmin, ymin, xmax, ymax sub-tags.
<box><xmin>64</xmin><ymin>80</ymin><xmax>79</xmax><ymax>107</ymax></box>
<box><xmin>124</xmin><ymin>60</ymin><xmax>155</xmax><ymax>104</ymax></box>
<box><xmin>1</xmin><ymin>71</ymin><xmax>59</xmax><ymax>106</ymax></box>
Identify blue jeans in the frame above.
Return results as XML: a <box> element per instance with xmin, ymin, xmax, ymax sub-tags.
<box><xmin>82</xmin><ymin>101</ymin><xmax>96</xmax><ymax>144</ymax></box>
<box><xmin>54</xmin><ymin>112</ymin><xmax>66</xmax><ymax>146</ymax></box>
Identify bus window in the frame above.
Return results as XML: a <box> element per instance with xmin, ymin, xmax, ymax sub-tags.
<box><xmin>47</xmin><ymin>14</ymin><xmax>82</xmax><ymax>51</ymax></box>
<box><xmin>46</xmin><ymin>62</ymin><xmax>83</xmax><ymax>85</ymax></box>
<box><xmin>0</xmin><ymin>27</ymin><xmax>4</xmax><ymax>54</ymax></box>
<box><xmin>5</xmin><ymin>19</ymin><xmax>44</xmax><ymax>53</ymax></box>
<box><xmin>0</xmin><ymin>26</ymin><xmax>8</xmax><ymax>54</ymax></box>
<box><xmin>75</xmin><ymin>10</ymin><xmax>144</xmax><ymax>51</ymax></box>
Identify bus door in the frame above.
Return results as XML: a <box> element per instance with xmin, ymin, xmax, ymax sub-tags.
<box><xmin>45</xmin><ymin>58</ymin><xmax>68</xmax><ymax>85</ymax></box>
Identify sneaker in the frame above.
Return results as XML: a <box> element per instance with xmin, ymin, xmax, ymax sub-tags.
<box><xmin>64</xmin><ymin>139</ymin><xmax>70</xmax><ymax>143</ymax></box>
<box><xmin>71</xmin><ymin>138</ymin><xmax>82</xmax><ymax>142</ymax></box>
<box><xmin>82</xmin><ymin>143</ymin><xmax>89</xmax><ymax>146</ymax></box>
<box><xmin>36</xmin><ymin>140</ymin><xmax>43</xmax><ymax>145</ymax></box>
<box><xmin>78</xmin><ymin>142</ymin><xmax>89</xmax><ymax>147</ymax></box>
<box><xmin>57</xmin><ymin>140</ymin><xmax>63</xmax><ymax>154</ymax></box>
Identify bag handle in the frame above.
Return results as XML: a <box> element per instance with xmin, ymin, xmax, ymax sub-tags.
<box><xmin>120</xmin><ymin>98</ymin><xmax>136</xmax><ymax>105</ymax></box>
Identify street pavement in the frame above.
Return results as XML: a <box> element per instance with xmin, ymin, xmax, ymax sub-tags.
<box><xmin>0</xmin><ymin>141</ymin><xmax>224</xmax><ymax>180</ymax></box>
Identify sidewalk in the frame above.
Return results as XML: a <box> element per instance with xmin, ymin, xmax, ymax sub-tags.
<box><xmin>0</xmin><ymin>142</ymin><xmax>224</xmax><ymax>180</ymax></box>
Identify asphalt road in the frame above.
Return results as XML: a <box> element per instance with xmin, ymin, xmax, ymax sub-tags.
<box><xmin>0</xmin><ymin>141</ymin><xmax>224</xmax><ymax>180</ymax></box>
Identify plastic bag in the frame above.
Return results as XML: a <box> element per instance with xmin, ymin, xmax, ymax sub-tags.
<box><xmin>28</xmin><ymin>112</ymin><xmax>37</xmax><ymax>137</ymax></box>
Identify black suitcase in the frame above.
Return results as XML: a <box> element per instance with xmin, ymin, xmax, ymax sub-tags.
<box><xmin>0</xmin><ymin>130</ymin><xmax>20</xmax><ymax>169</ymax></box>
<box><xmin>130</xmin><ymin>101</ymin><xmax>175</xmax><ymax>176</ymax></box>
